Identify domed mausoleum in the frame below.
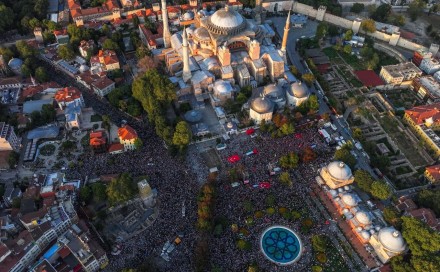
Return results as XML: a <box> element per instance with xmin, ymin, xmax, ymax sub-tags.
<box><xmin>286</xmin><ymin>81</ymin><xmax>309</xmax><ymax>108</ymax></box>
<box><xmin>263</xmin><ymin>84</ymin><xmax>286</xmax><ymax>110</ymax></box>
<box><xmin>369</xmin><ymin>227</ymin><xmax>407</xmax><ymax>263</ymax></box>
<box><xmin>319</xmin><ymin>161</ymin><xmax>355</xmax><ymax>189</ymax></box>
<box><xmin>249</xmin><ymin>97</ymin><xmax>274</xmax><ymax>124</ymax></box>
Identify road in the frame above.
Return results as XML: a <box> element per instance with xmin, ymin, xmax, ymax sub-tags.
<box><xmin>271</xmin><ymin>16</ymin><xmax>377</xmax><ymax>178</ymax></box>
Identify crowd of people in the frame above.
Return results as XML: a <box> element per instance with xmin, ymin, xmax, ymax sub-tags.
<box><xmin>208</xmin><ymin>128</ymin><xmax>343</xmax><ymax>271</ymax></box>
<box><xmin>44</xmin><ymin>61</ymin><xmax>349</xmax><ymax>271</ymax></box>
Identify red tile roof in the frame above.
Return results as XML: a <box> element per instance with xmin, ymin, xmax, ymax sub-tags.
<box><xmin>90</xmin><ymin>130</ymin><xmax>107</xmax><ymax>146</ymax></box>
<box><xmin>425</xmin><ymin>164</ymin><xmax>440</xmax><ymax>182</ymax></box>
<box><xmin>118</xmin><ymin>125</ymin><xmax>138</xmax><ymax>140</ymax></box>
<box><xmin>54</xmin><ymin>87</ymin><xmax>82</xmax><ymax>104</ymax></box>
<box><xmin>53</xmin><ymin>29</ymin><xmax>68</xmax><ymax>36</ymax></box>
<box><xmin>354</xmin><ymin>70</ymin><xmax>385</xmax><ymax>87</ymax></box>
<box><xmin>408</xmin><ymin>208</ymin><xmax>440</xmax><ymax>230</ymax></box>
<box><xmin>108</xmin><ymin>143</ymin><xmax>124</xmax><ymax>153</ymax></box>
<box><xmin>92</xmin><ymin>77</ymin><xmax>114</xmax><ymax>90</ymax></box>
<box><xmin>405</xmin><ymin>103</ymin><xmax>440</xmax><ymax>126</ymax></box>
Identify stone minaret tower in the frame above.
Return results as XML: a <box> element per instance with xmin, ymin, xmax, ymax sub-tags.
<box><xmin>281</xmin><ymin>5</ymin><xmax>292</xmax><ymax>53</ymax></box>
<box><xmin>161</xmin><ymin>0</ymin><xmax>171</xmax><ymax>48</ymax></box>
<box><xmin>182</xmin><ymin>28</ymin><xmax>192</xmax><ymax>83</ymax></box>
<box><xmin>254</xmin><ymin>0</ymin><xmax>262</xmax><ymax>25</ymax></box>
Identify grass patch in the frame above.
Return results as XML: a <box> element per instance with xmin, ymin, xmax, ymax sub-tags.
<box><xmin>40</xmin><ymin>144</ymin><xmax>56</xmax><ymax>156</ymax></box>
<box><xmin>323</xmin><ymin>47</ymin><xmax>339</xmax><ymax>59</ymax></box>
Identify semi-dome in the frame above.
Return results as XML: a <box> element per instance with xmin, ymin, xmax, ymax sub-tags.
<box><xmin>341</xmin><ymin>193</ymin><xmax>358</xmax><ymax>207</ymax></box>
<box><xmin>327</xmin><ymin>161</ymin><xmax>353</xmax><ymax>181</ymax></box>
<box><xmin>355</xmin><ymin>210</ymin><xmax>372</xmax><ymax>225</ymax></box>
<box><xmin>360</xmin><ymin>231</ymin><xmax>371</xmax><ymax>240</ymax></box>
<box><xmin>378</xmin><ymin>227</ymin><xmax>406</xmax><ymax>253</ymax></box>
<box><xmin>184</xmin><ymin>110</ymin><xmax>202</xmax><ymax>123</ymax></box>
<box><xmin>206</xmin><ymin>6</ymin><xmax>246</xmax><ymax>35</ymax></box>
<box><xmin>182</xmin><ymin>11</ymin><xmax>194</xmax><ymax>20</ymax></box>
<box><xmin>194</xmin><ymin>27</ymin><xmax>211</xmax><ymax>42</ymax></box>
<box><xmin>8</xmin><ymin>58</ymin><xmax>23</xmax><ymax>70</ymax></box>
<box><xmin>289</xmin><ymin>81</ymin><xmax>309</xmax><ymax>98</ymax></box>
<box><xmin>250</xmin><ymin>97</ymin><xmax>274</xmax><ymax>114</ymax></box>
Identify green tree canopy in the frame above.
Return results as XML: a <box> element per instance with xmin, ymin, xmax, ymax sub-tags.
<box><xmin>35</xmin><ymin>67</ymin><xmax>48</xmax><ymax>83</ymax></box>
<box><xmin>57</xmin><ymin>44</ymin><xmax>75</xmax><ymax>61</ymax></box>
<box><xmin>361</xmin><ymin>19</ymin><xmax>376</xmax><ymax>33</ymax></box>
<box><xmin>316</xmin><ymin>22</ymin><xmax>328</xmax><ymax>40</ymax></box>
<box><xmin>354</xmin><ymin>169</ymin><xmax>374</xmax><ymax>192</ymax></box>
<box><xmin>279</xmin><ymin>172</ymin><xmax>293</xmax><ymax>187</ymax></box>
<box><xmin>0</xmin><ymin>4</ymin><xmax>14</xmax><ymax>34</ymax></box>
<box><xmin>383</xmin><ymin>206</ymin><xmax>402</xmax><ymax>229</ymax></box>
<box><xmin>334</xmin><ymin>147</ymin><xmax>356</xmax><ymax>168</ymax></box>
<box><xmin>311</xmin><ymin>234</ymin><xmax>329</xmax><ymax>252</ymax></box>
<box><xmin>371</xmin><ymin>4</ymin><xmax>391</xmax><ymax>22</ymax></box>
<box><xmin>80</xmin><ymin>186</ymin><xmax>92</xmax><ymax>203</ymax></box>
<box><xmin>408</xmin><ymin>0</ymin><xmax>426</xmax><ymax>21</ymax></box>
<box><xmin>172</xmin><ymin>121</ymin><xmax>191</xmax><ymax>149</ymax></box>
<box><xmin>107</xmin><ymin>173</ymin><xmax>137</xmax><ymax>205</ymax></box>
<box><xmin>134</xmin><ymin>138</ymin><xmax>143</xmax><ymax>150</ymax></box>
<box><xmin>343</xmin><ymin>30</ymin><xmax>354</xmax><ymax>41</ymax></box>
<box><xmin>91</xmin><ymin>183</ymin><xmax>107</xmax><ymax>202</ymax></box>
<box><xmin>279</xmin><ymin>152</ymin><xmax>299</xmax><ymax>169</ymax></box>
<box><xmin>417</xmin><ymin>189</ymin><xmax>440</xmax><ymax>217</ymax></box>
<box><xmin>102</xmin><ymin>38</ymin><xmax>119</xmax><ymax>51</ymax></box>
<box><xmin>402</xmin><ymin>216</ymin><xmax>440</xmax><ymax>256</ymax></box>
<box><xmin>350</xmin><ymin>3</ymin><xmax>364</xmax><ymax>13</ymax></box>
<box><xmin>370</xmin><ymin>180</ymin><xmax>391</xmax><ymax>200</ymax></box>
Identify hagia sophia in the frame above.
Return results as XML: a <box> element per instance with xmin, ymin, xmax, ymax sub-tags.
<box><xmin>153</xmin><ymin>0</ymin><xmax>310</xmax><ymax>124</ymax></box>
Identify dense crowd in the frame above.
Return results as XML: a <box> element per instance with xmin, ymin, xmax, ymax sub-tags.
<box><xmin>208</xmin><ymin>128</ymin><xmax>340</xmax><ymax>271</ymax></box>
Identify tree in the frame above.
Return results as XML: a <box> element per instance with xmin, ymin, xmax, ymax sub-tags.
<box><xmin>12</xmin><ymin>198</ymin><xmax>21</xmax><ymax>208</ymax></box>
<box><xmin>316</xmin><ymin>22</ymin><xmax>328</xmax><ymax>40</ymax></box>
<box><xmin>334</xmin><ymin>148</ymin><xmax>356</xmax><ymax>168</ymax></box>
<box><xmin>370</xmin><ymin>180</ymin><xmax>391</xmax><ymax>200</ymax></box>
<box><xmin>35</xmin><ymin>67</ymin><xmax>48</xmax><ymax>83</ymax></box>
<box><xmin>352</xmin><ymin>128</ymin><xmax>363</xmax><ymax>140</ymax></box>
<box><xmin>16</xmin><ymin>40</ymin><xmax>37</xmax><ymax>59</ymax></box>
<box><xmin>136</xmin><ymin>55</ymin><xmax>157</xmax><ymax>74</ymax></box>
<box><xmin>361</xmin><ymin>19</ymin><xmax>376</xmax><ymax>33</ymax></box>
<box><xmin>107</xmin><ymin>173</ymin><xmax>137</xmax><ymax>205</ymax></box>
<box><xmin>134</xmin><ymin>138</ymin><xmax>143</xmax><ymax>149</ymax></box>
<box><xmin>311</xmin><ymin>235</ymin><xmax>328</xmax><ymax>252</ymax></box>
<box><xmin>402</xmin><ymin>216</ymin><xmax>440</xmax><ymax>256</ymax></box>
<box><xmin>371</xmin><ymin>4</ymin><xmax>391</xmax><ymax>22</ymax></box>
<box><xmin>290</xmin><ymin>65</ymin><xmax>302</xmax><ymax>78</ymax></box>
<box><xmin>279</xmin><ymin>152</ymin><xmax>299</xmax><ymax>169</ymax></box>
<box><xmin>80</xmin><ymin>186</ymin><xmax>92</xmax><ymax>203</ymax></box>
<box><xmin>279</xmin><ymin>172</ymin><xmax>293</xmax><ymax>187</ymax></box>
<box><xmin>350</xmin><ymin>3</ymin><xmax>364</xmax><ymax>13</ymax></box>
<box><xmin>172</xmin><ymin>121</ymin><xmax>191</xmax><ymax>150</ymax></box>
<box><xmin>41</xmin><ymin>104</ymin><xmax>55</xmax><ymax>124</ymax></box>
<box><xmin>389</xmin><ymin>13</ymin><xmax>406</xmax><ymax>26</ymax></box>
<box><xmin>34</xmin><ymin>0</ymin><xmax>49</xmax><ymax>19</ymax></box>
<box><xmin>0</xmin><ymin>4</ymin><xmax>14</xmax><ymax>34</ymax></box>
<box><xmin>7</xmin><ymin>152</ymin><xmax>19</xmax><ymax>169</ymax></box>
<box><xmin>343</xmin><ymin>44</ymin><xmax>352</xmax><ymax>54</ymax></box>
<box><xmin>102</xmin><ymin>38</ymin><xmax>119</xmax><ymax>51</ymax></box>
<box><xmin>354</xmin><ymin>169</ymin><xmax>374</xmax><ymax>192</ymax></box>
<box><xmin>343</xmin><ymin>30</ymin><xmax>353</xmax><ymax>41</ymax></box>
<box><xmin>91</xmin><ymin>183</ymin><xmax>107</xmax><ymax>201</ymax></box>
<box><xmin>279</xmin><ymin>122</ymin><xmax>294</xmax><ymax>135</ymax></box>
<box><xmin>0</xmin><ymin>47</ymin><xmax>14</xmax><ymax>63</ymax></box>
<box><xmin>302</xmin><ymin>146</ymin><xmax>317</xmax><ymax>162</ymax></box>
<box><xmin>302</xmin><ymin>73</ymin><xmax>315</xmax><ymax>86</ymax></box>
<box><xmin>383</xmin><ymin>206</ymin><xmax>402</xmax><ymax>229</ymax></box>
<box><xmin>408</xmin><ymin>0</ymin><xmax>426</xmax><ymax>21</ymax></box>
<box><xmin>328</xmin><ymin>25</ymin><xmax>339</xmax><ymax>37</ymax></box>
<box><xmin>132</xmin><ymin>15</ymin><xmax>140</xmax><ymax>28</ymax></box>
<box><xmin>57</xmin><ymin>44</ymin><xmax>75</xmax><ymax>61</ymax></box>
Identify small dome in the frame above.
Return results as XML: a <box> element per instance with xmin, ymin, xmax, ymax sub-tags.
<box><xmin>341</xmin><ymin>193</ymin><xmax>358</xmax><ymax>207</ymax></box>
<box><xmin>378</xmin><ymin>227</ymin><xmax>406</xmax><ymax>253</ymax></box>
<box><xmin>209</xmin><ymin>7</ymin><xmax>244</xmax><ymax>29</ymax></box>
<box><xmin>79</xmin><ymin>64</ymin><xmax>89</xmax><ymax>73</ymax></box>
<box><xmin>360</xmin><ymin>231</ymin><xmax>371</xmax><ymax>240</ymax></box>
<box><xmin>194</xmin><ymin>27</ymin><xmax>211</xmax><ymax>42</ymax></box>
<box><xmin>182</xmin><ymin>11</ymin><xmax>194</xmax><ymax>20</ymax></box>
<box><xmin>250</xmin><ymin>97</ymin><xmax>274</xmax><ymax>114</ymax></box>
<box><xmin>289</xmin><ymin>81</ymin><xmax>309</xmax><ymax>98</ymax></box>
<box><xmin>214</xmin><ymin>80</ymin><xmax>233</xmax><ymax>94</ymax></box>
<box><xmin>329</xmin><ymin>189</ymin><xmax>337</xmax><ymax>198</ymax></box>
<box><xmin>355</xmin><ymin>210</ymin><xmax>372</xmax><ymax>225</ymax></box>
<box><xmin>326</xmin><ymin>161</ymin><xmax>353</xmax><ymax>181</ymax></box>
<box><xmin>8</xmin><ymin>58</ymin><xmax>23</xmax><ymax>70</ymax></box>
<box><xmin>344</xmin><ymin>186</ymin><xmax>350</xmax><ymax>191</ymax></box>
<box><xmin>263</xmin><ymin>84</ymin><xmax>284</xmax><ymax>99</ymax></box>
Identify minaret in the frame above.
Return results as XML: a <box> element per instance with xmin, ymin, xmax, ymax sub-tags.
<box><xmin>161</xmin><ymin>0</ymin><xmax>171</xmax><ymax>48</ymax></box>
<box><xmin>182</xmin><ymin>28</ymin><xmax>192</xmax><ymax>83</ymax></box>
<box><xmin>254</xmin><ymin>0</ymin><xmax>262</xmax><ymax>25</ymax></box>
<box><xmin>281</xmin><ymin>6</ymin><xmax>292</xmax><ymax>53</ymax></box>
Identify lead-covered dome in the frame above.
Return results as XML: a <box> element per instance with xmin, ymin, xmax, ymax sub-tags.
<box><xmin>378</xmin><ymin>227</ymin><xmax>406</xmax><ymax>253</ymax></box>
<box><xmin>327</xmin><ymin>161</ymin><xmax>353</xmax><ymax>181</ymax></box>
<box><xmin>289</xmin><ymin>81</ymin><xmax>309</xmax><ymax>98</ymax></box>
<box><xmin>355</xmin><ymin>210</ymin><xmax>372</xmax><ymax>225</ymax></box>
<box><xmin>250</xmin><ymin>97</ymin><xmax>274</xmax><ymax>114</ymax></box>
<box><xmin>341</xmin><ymin>193</ymin><xmax>358</xmax><ymax>207</ymax></box>
<box><xmin>194</xmin><ymin>27</ymin><xmax>211</xmax><ymax>42</ymax></box>
<box><xmin>206</xmin><ymin>6</ymin><xmax>246</xmax><ymax>35</ymax></box>
<box><xmin>263</xmin><ymin>84</ymin><xmax>284</xmax><ymax>98</ymax></box>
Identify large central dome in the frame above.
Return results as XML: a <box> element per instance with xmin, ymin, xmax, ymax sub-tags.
<box><xmin>206</xmin><ymin>6</ymin><xmax>246</xmax><ymax>35</ymax></box>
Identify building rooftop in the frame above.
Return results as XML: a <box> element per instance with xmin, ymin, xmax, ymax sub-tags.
<box><xmin>405</xmin><ymin>103</ymin><xmax>440</xmax><ymax>126</ymax></box>
<box><xmin>382</xmin><ymin>62</ymin><xmax>421</xmax><ymax>78</ymax></box>
<box><xmin>118</xmin><ymin>124</ymin><xmax>138</xmax><ymax>141</ymax></box>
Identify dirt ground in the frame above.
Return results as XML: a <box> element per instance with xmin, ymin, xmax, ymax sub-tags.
<box><xmin>400</xmin><ymin>12</ymin><xmax>440</xmax><ymax>46</ymax></box>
